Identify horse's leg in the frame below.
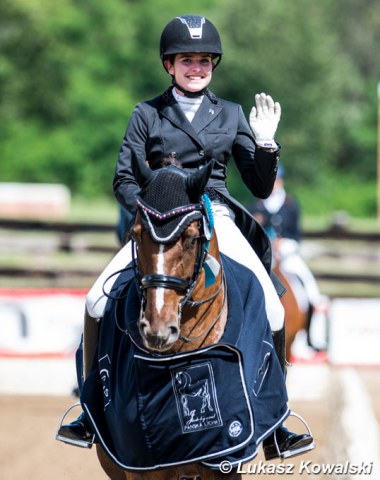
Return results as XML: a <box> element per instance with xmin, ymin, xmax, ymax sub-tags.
<box><xmin>96</xmin><ymin>449</ymin><xmax>195</xmax><ymax>480</ymax></box>
<box><xmin>95</xmin><ymin>453</ymin><xmax>242</xmax><ymax>480</ymax></box>
<box><xmin>191</xmin><ymin>464</ymin><xmax>241</xmax><ymax>480</ymax></box>
<box><xmin>97</xmin><ymin>445</ymin><xmax>127</xmax><ymax>480</ymax></box>
<box><xmin>174</xmin><ymin>464</ymin><xmax>241</xmax><ymax>480</ymax></box>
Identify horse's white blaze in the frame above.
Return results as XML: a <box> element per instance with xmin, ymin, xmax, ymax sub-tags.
<box><xmin>155</xmin><ymin>244</ymin><xmax>165</xmax><ymax>314</ymax></box>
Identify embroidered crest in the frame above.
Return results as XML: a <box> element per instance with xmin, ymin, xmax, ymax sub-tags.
<box><xmin>171</xmin><ymin>363</ymin><xmax>222</xmax><ymax>433</ymax></box>
<box><xmin>228</xmin><ymin>420</ymin><xmax>243</xmax><ymax>438</ymax></box>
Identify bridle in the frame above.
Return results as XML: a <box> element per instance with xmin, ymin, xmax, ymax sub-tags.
<box><xmin>132</xmin><ymin>201</ymin><xmax>210</xmax><ymax>310</ymax></box>
<box><xmin>132</xmin><ymin>194</ymin><xmax>225</xmax><ymax>343</ymax></box>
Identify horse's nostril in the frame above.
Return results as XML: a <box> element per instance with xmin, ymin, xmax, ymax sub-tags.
<box><xmin>139</xmin><ymin>318</ymin><xmax>149</xmax><ymax>333</ymax></box>
<box><xmin>169</xmin><ymin>325</ymin><xmax>179</xmax><ymax>336</ymax></box>
<box><xmin>139</xmin><ymin>318</ymin><xmax>178</xmax><ymax>339</ymax></box>
<box><xmin>140</xmin><ymin>319</ymin><xmax>147</xmax><ymax>327</ymax></box>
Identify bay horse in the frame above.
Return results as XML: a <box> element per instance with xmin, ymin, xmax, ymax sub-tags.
<box><xmin>97</xmin><ymin>158</ymin><xmax>235</xmax><ymax>480</ymax></box>
<box><xmin>82</xmin><ymin>155</ymin><xmax>289</xmax><ymax>479</ymax></box>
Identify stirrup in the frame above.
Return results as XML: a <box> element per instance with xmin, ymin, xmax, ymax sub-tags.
<box><xmin>274</xmin><ymin>411</ymin><xmax>315</xmax><ymax>460</ymax></box>
<box><xmin>55</xmin><ymin>401</ymin><xmax>95</xmax><ymax>449</ymax></box>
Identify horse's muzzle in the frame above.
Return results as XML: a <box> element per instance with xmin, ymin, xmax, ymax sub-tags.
<box><xmin>139</xmin><ymin>316</ymin><xmax>180</xmax><ymax>352</ymax></box>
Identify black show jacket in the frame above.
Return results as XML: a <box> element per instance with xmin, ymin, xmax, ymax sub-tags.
<box><xmin>113</xmin><ymin>88</ymin><xmax>281</xmax><ymax>276</ymax></box>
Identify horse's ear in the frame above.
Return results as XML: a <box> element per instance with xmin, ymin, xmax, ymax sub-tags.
<box><xmin>131</xmin><ymin>150</ymin><xmax>154</xmax><ymax>188</ymax></box>
<box><xmin>186</xmin><ymin>160</ymin><xmax>214</xmax><ymax>201</ymax></box>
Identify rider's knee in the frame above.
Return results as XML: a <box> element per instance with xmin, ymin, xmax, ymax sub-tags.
<box><xmin>267</xmin><ymin>301</ymin><xmax>285</xmax><ymax>332</ymax></box>
<box><xmin>85</xmin><ymin>292</ymin><xmax>106</xmax><ymax>320</ymax></box>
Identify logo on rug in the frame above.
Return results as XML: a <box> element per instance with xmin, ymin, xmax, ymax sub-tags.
<box><xmin>228</xmin><ymin>420</ymin><xmax>243</xmax><ymax>437</ymax></box>
<box><xmin>99</xmin><ymin>354</ymin><xmax>112</xmax><ymax>409</ymax></box>
<box><xmin>171</xmin><ymin>362</ymin><xmax>222</xmax><ymax>433</ymax></box>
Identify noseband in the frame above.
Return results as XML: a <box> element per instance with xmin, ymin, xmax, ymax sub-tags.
<box><xmin>140</xmin><ymin>274</ymin><xmax>191</xmax><ymax>294</ymax></box>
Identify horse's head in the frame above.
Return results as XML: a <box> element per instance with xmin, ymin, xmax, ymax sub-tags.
<box><xmin>130</xmin><ymin>153</ymin><xmax>215</xmax><ymax>352</ymax></box>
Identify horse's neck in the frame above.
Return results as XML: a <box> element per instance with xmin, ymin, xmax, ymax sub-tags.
<box><xmin>173</xmin><ymin>234</ymin><xmax>228</xmax><ymax>352</ymax></box>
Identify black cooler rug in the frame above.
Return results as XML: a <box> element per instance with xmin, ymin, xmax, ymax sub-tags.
<box><xmin>79</xmin><ymin>253</ymin><xmax>289</xmax><ymax>471</ymax></box>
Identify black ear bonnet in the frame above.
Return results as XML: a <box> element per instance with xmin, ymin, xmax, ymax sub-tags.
<box><xmin>137</xmin><ymin>166</ymin><xmax>204</xmax><ymax>244</ymax></box>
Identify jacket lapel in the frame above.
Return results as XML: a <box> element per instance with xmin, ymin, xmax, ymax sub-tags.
<box><xmin>159</xmin><ymin>91</ymin><xmax>223</xmax><ymax>146</ymax></box>
<box><xmin>159</xmin><ymin>99</ymin><xmax>202</xmax><ymax>144</ymax></box>
<box><xmin>191</xmin><ymin>96</ymin><xmax>223</xmax><ymax>134</ymax></box>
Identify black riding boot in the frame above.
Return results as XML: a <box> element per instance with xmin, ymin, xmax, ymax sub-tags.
<box><xmin>306</xmin><ymin>303</ymin><xmax>316</xmax><ymax>349</ymax></box>
<box><xmin>56</xmin><ymin>411</ymin><xmax>95</xmax><ymax>448</ymax></box>
<box><xmin>56</xmin><ymin>312</ymin><xmax>97</xmax><ymax>448</ymax></box>
<box><xmin>272</xmin><ymin>325</ymin><xmax>287</xmax><ymax>377</ymax></box>
<box><xmin>262</xmin><ymin>326</ymin><xmax>315</xmax><ymax>461</ymax></box>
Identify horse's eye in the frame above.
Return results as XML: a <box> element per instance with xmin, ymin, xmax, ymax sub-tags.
<box><xmin>184</xmin><ymin>235</ymin><xmax>198</xmax><ymax>250</ymax></box>
<box><xmin>183</xmin><ymin>224</ymin><xmax>200</xmax><ymax>250</ymax></box>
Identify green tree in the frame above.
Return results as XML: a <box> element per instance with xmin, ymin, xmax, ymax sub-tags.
<box><xmin>214</xmin><ymin>0</ymin><xmax>361</xmax><ymax>181</ymax></box>
<box><xmin>0</xmin><ymin>0</ymin><xmax>220</xmax><ymax>196</ymax></box>
<box><xmin>0</xmin><ymin>0</ymin><xmax>378</xmax><ymax>217</ymax></box>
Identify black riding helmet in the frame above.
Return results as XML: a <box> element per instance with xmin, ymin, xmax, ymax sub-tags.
<box><xmin>160</xmin><ymin>14</ymin><xmax>223</xmax><ymax>69</ymax></box>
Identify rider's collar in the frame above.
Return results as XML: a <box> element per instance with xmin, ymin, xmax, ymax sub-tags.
<box><xmin>171</xmin><ymin>81</ymin><xmax>218</xmax><ymax>104</ymax></box>
<box><xmin>172</xmin><ymin>80</ymin><xmax>206</xmax><ymax>98</ymax></box>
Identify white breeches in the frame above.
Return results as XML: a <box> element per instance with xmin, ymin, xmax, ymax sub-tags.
<box><xmin>86</xmin><ymin>203</ymin><xmax>284</xmax><ymax>331</ymax></box>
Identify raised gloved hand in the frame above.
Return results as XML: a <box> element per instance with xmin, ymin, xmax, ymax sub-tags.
<box><xmin>249</xmin><ymin>92</ymin><xmax>281</xmax><ymax>148</ymax></box>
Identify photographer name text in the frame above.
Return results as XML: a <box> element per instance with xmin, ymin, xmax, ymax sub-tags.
<box><xmin>235</xmin><ymin>460</ymin><xmax>373</xmax><ymax>475</ymax></box>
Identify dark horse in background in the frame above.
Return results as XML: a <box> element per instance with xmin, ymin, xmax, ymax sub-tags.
<box><xmin>79</xmin><ymin>156</ymin><xmax>289</xmax><ymax>479</ymax></box>
<box><xmin>272</xmin><ymin>251</ymin><xmax>308</xmax><ymax>362</ymax></box>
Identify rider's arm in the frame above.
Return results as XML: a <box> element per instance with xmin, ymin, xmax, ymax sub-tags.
<box><xmin>113</xmin><ymin>103</ymin><xmax>148</xmax><ymax>216</ymax></box>
<box><xmin>232</xmin><ymin>105</ymin><xmax>281</xmax><ymax>199</ymax></box>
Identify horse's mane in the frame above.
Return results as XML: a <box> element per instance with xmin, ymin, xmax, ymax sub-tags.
<box><xmin>160</xmin><ymin>153</ymin><xmax>182</xmax><ymax>168</ymax></box>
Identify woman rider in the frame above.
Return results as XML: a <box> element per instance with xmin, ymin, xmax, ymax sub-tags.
<box><xmin>57</xmin><ymin>14</ymin><xmax>314</xmax><ymax>461</ymax></box>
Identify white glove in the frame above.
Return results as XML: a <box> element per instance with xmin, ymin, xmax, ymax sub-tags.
<box><xmin>249</xmin><ymin>92</ymin><xmax>281</xmax><ymax>148</ymax></box>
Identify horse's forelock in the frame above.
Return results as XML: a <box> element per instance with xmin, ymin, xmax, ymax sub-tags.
<box><xmin>160</xmin><ymin>154</ymin><xmax>182</xmax><ymax>168</ymax></box>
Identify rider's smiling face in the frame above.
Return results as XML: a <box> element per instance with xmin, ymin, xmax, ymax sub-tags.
<box><xmin>165</xmin><ymin>53</ymin><xmax>214</xmax><ymax>94</ymax></box>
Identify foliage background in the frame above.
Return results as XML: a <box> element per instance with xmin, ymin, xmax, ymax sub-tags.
<box><xmin>1</xmin><ymin>0</ymin><xmax>379</xmax><ymax>218</ymax></box>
